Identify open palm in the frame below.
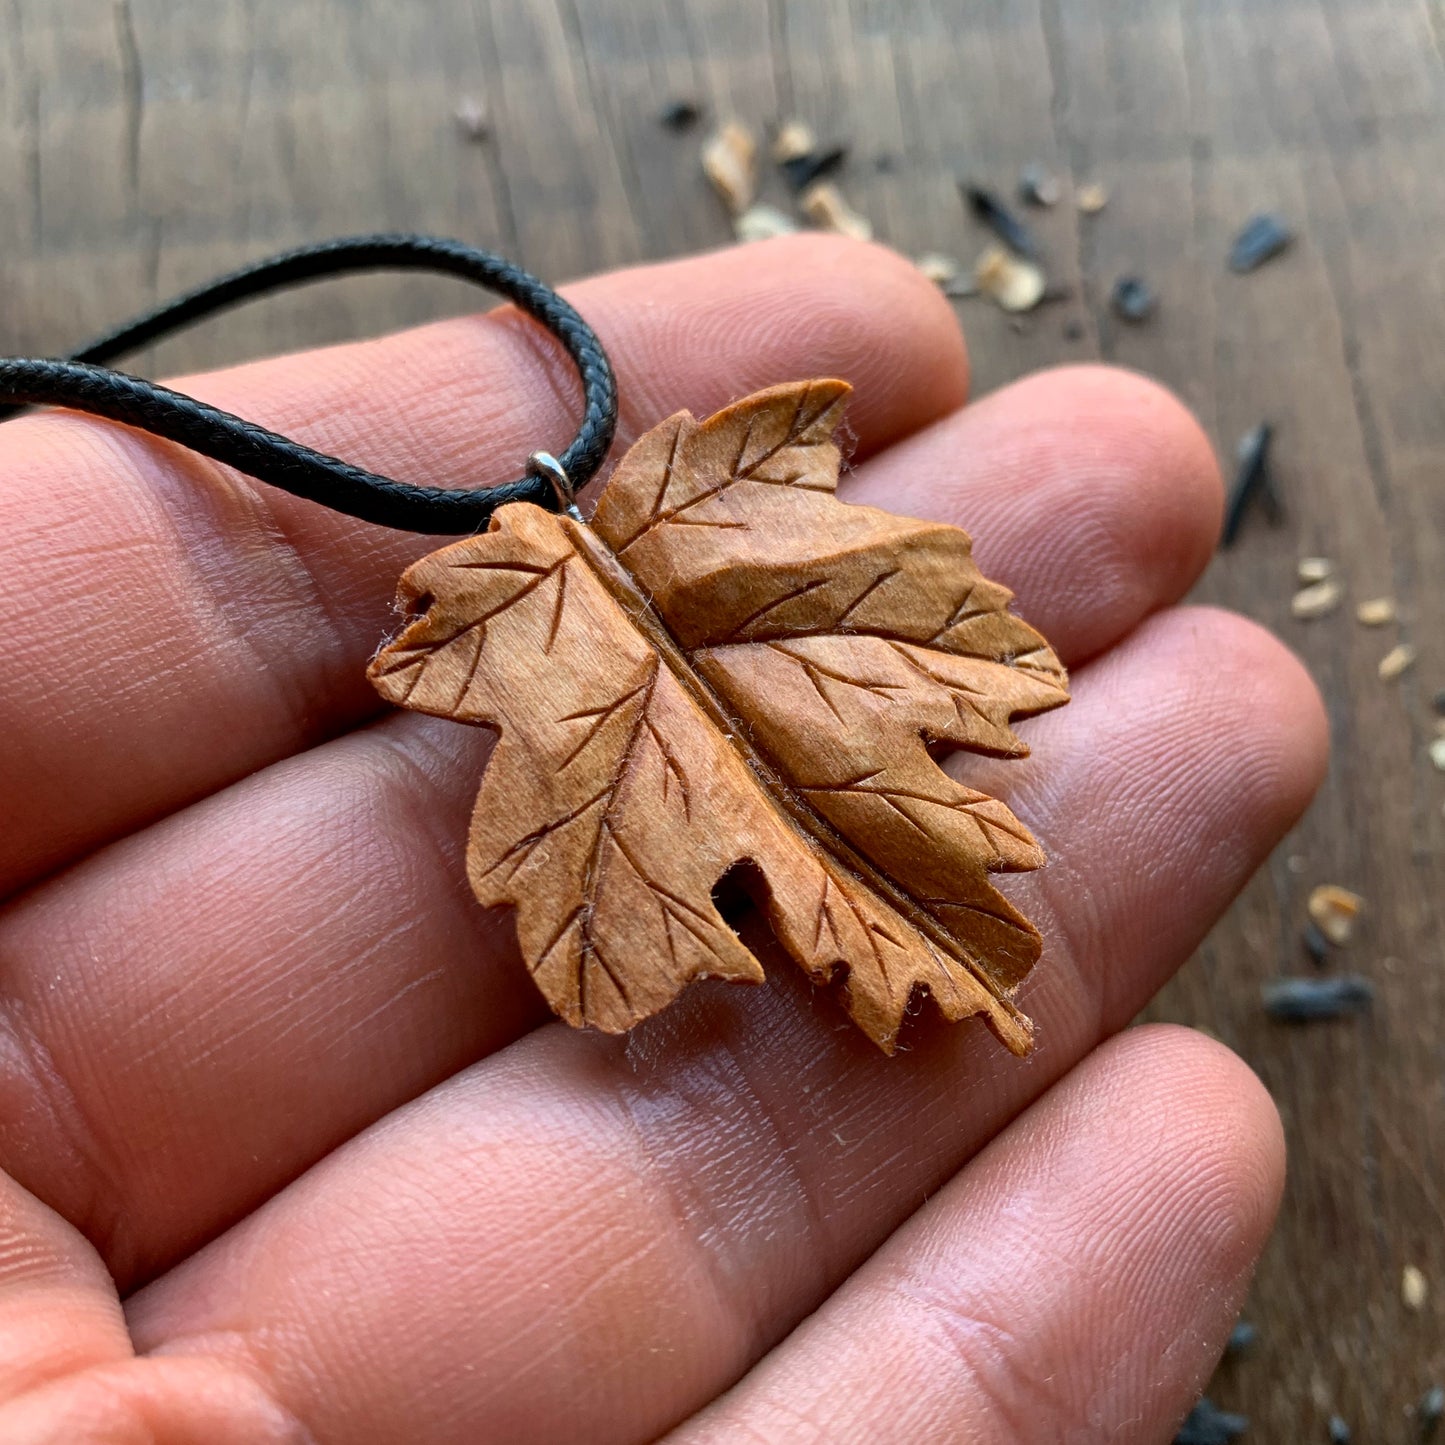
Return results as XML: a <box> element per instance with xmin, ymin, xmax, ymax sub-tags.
<box><xmin>0</xmin><ymin>235</ymin><xmax>1324</xmax><ymax>1444</ymax></box>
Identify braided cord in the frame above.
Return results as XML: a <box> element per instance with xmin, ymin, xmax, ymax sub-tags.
<box><xmin>0</xmin><ymin>235</ymin><xmax>618</xmax><ymax>534</ymax></box>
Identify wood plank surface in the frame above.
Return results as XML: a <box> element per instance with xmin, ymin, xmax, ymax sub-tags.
<box><xmin>2</xmin><ymin>0</ymin><xmax>1442</xmax><ymax>1436</ymax></box>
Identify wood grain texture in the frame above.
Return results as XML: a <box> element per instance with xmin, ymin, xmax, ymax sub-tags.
<box><xmin>2</xmin><ymin>0</ymin><xmax>1442</xmax><ymax>1432</ymax></box>
<box><xmin>369</xmin><ymin>381</ymin><xmax>1067</xmax><ymax>1052</ymax></box>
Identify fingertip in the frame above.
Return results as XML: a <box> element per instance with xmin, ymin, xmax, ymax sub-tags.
<box><xmin>770</xmin><ymin>233</ymin><xmax>973</xmax><ymax>425</ymax></box>
<box><xmin>1104</xmin><ymin>1024</ymin><xmax>1287</xmax><ymax>1254</ymax></box>
<box><xmin>567</xmin><ymin>233</ymin><xmax>971</xmax><ymax>455</ymax></box>
<box><xmin>1043</xmin><ymin>362</ymin><xmax>1223</xmax><ymax>575</ymax></box>
<box><xmin>861</xmin><ymin>362</ymin><xmax>1223</xmax><ymax>664</ymax></box>
<box><xmin>1163</xmin><ymin>605</ymin><xmax>1331</xmax><ymax>836</ymax></box>
<box><xmin>992</xmin><ymin>364</ymin><xmax>1223</xmax><ymax>620</ymax></box>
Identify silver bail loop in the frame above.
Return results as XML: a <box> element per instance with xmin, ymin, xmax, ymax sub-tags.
<box><xmin>527</xmin><ymin>451</ymin><xmax>583</xmax><ymax>521</ymax></box>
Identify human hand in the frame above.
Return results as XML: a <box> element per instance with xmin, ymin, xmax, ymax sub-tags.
<box><xmin>0</xmin><ymin>235</ymin><xmax>1325</xmax><ymax>1443</ymax></box>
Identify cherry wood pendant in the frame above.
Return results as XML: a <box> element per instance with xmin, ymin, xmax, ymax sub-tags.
<box><xmin>369</xmin><ymin>380</ymin><xmax>1069</xmax><ymax>1054</ymax></box>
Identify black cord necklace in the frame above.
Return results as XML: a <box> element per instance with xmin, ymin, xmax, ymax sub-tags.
<box><xmin>0</xmin><ymin>234</ymin><xmax>617</xmax><ymax>533</ymax></box>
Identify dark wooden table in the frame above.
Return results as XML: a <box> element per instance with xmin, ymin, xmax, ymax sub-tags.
<box><xmin>3</xmin><ymin>1</ymin><xmax>1442</xmax><ymax>1437</ymax></box>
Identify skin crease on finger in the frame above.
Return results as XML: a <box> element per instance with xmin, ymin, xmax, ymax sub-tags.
<box><xmin>667</xmin><ymin>1026</ymin><xmax>1287</xmax><ymax>1445</ymax></box>
<box><xmin>0</xmin><ymin>234</ymin><xmax>969</xmax><ymax>900</ymax></box>
<box><xmin>0</xmin><ymin>361</ymin><xmax>1225</xmax><ymax>1289</ymax></box>
<box><xmin>118</xmin><ymin>609</ymin><xmax>1327</xmax><ymax>1445</ymax></box>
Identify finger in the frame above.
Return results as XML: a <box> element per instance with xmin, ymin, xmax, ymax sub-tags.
<box><xmin>126</xmin><ymin>609</ymin><xmax>1325</xmax><ymax>1445</ymax></box>
<box><xmin>0</xmin><ymin>1170</ymin><xmax>287</xmax><ymax>1444</ymax></box>
<box><xmin>670</xmin><ymin>1027</ymin><xmax>1284</xmax><ymax>1445</ymax></box>
<box><xmin>0</xmin><ymin>1168</ymin><xmax>127</xmax><ymax>1403</ymax></box>
<box><xmin>0</xmin><ymin>364</ymin><xmax>1220</xmax><ymax>1287</ymax></box>
<box><xmin>0</xmin><ymin>234</ymin><xmax>967</xmax><ymax>897</ymax></box>
<box><xmin>866</xmin><ymin>363</ymin><xmax>1223</xmax><ymax>665</ymax></box>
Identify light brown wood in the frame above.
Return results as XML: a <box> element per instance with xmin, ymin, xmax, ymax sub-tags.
<box><xmin>369</xmin><ymin>380</ymin><xmax>1069</xmax><ymax>1053</ymax></box>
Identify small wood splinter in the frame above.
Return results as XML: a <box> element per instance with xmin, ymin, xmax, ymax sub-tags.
<box><xmin>369</xmin><ymin>381</ymin><xmax>1069</xmax><ymax>1054</ymax></box>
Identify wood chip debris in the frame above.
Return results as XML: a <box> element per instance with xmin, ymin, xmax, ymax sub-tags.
<box><xmin>1222</xmin><ymin>423</ymin><xmax>1279</xmax><ymax>547</ymax></box>
<box><xmin>1229</xmin><ymin>213</ymin><xmax>1294</xmax><ymax>273</ymax></box>
<box><xmin>961</xmin><ymin>183</ymin><xmax>1040</xmax><ymax>258</ymax></box>
<box><xmin>771</xmin><ymin>119</ymin><xmax>815</xmax><ymax>162</ymax></box>
<box><xmin>1111</xmin><ymin>274</ymin><xmax>1156</xmax><ymax>322</ymax></box>
<box><xmin>1174</xmin><ymin>1397</ymin><xmax>1249</xmax><ymax>1444</ymax></box>
<box><xmin>782</xmin><ymin>144</ymin><xmax>847</xmax><ymax>191</ymax></box>
<box><xmin>1356</xmin><ymin>596</ymin><xmax>1396</xmax><ymax>626</ymax></box>
<box><xmin>1019</xmin><ymin>162</ymin><xmax>1060</xmax><ymax>206</ymax></box>
<box><xmin>1298</xmin><ymin>556</ymin><xmax>1333</xmax><ymax>583</ymax></box>
<box><xmin>771</xmin><ymin>120</ymin><xmax>847</xmax><ymax>191</ymax></box>
<box><xmin>1077</xmin><ymin>181</ymin><xmax>1109</xmax><ymax>213</ymax></box>
<box><xmin>1263</xmin><ymin>975</ymin><xmax>1374</xmax><ymax>1021</ymax></box>
<box><xmin>1379</xmin><ymin>642</ymin><xmax>1417</xmax><ymax>682</ymax></box>
<box><xmin>1403</xmin><ymin>1263</ymin><xmax>1429</xmax><ymax>1311</ymax></box>
<box><xmin>733</xmin><ymin>204</ymin><xmax>799</xmax><ymax>243</ymax></box>
<box><xmin>801</xmin><ymin>181</ymin><xmax>873</xmax><ymax>241</ymax></box>
<box><xmin>1309</xmin><ymin>884</ymin><xmax>1363</xmax><ymax>945</ymax></box>
<box><xmin>702</xmin><ymin>122</ymin><xmax>757</xmax><ymax>214</ymax></box>
<box><xmin>914</xmin><ymin>252</ymin><xmax>960</xmax><ymax>287</ymax></box>
<box><xmin>453</xmin><ymin>98</ymin><xmax>490</xmax><ymax>142</ymax></box>
<box><xmin>658</xmin><ymin>98</ymin><xmax>702</xmax><ymax>130</ymax></box>
<box><xmin>1431</xmin><ymin>737</ymin><xmax>1445</xmax><ymax>772</ymax></box>
<box><xmin>1420</xmin><ymin>1385</ymin><xmax>1444</xmax><ymax>1437</ymax></box>
<box><xmin>974</xmin><ymin>244</ymin><xmax>1046</xmax><ymax>311</ymax></box>
<box><xmin>1292</xmin><ymin>578</ymin><xmax>1344</xmax><ymax>619</ymax></box>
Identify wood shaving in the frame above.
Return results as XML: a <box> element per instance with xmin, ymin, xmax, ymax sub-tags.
<box><xmin>702</xmin><ymin>122</ymin><xmax>757</xmax><ymax>215</ymax></box>
<box><xmin>453</xmin><ymin>98</ymin><xmax>490</xmax><ymax>142</ymax></box>
<box><xmin>914</xmin><ymin>252</ymin><xmax>960</xmax><ymax>286</ymax></box>
<box><xmin>1430</xmin><ymin>737</ymin><xmax>1445</xmax><ymax>772</ymax></box>
<box><xmin>1404</xmin><ymin>1263</ymin><xmax>1429</xmax><ymax>1311</ymax></box>
<box><xmin>1019</xmin><ymin>162</ymin><xmax>1060</xmax><ymax>207</ymax></box>
<box><xmin>1308</xmin><ymin>884</ymin><xmax>1363</xmax><ymax>946</ymax></box>
<box><xmin>658</xmin><ymin>99</ymin><xmax>702</xmax><ymax>131</ymax></box>
<box><xmin>1378</xmin><ymin>642</ymin><xmax>1417</xmax><ymax>681</ymax></box>
<box><xmin>1291</xmin><ymin>578</ymin><xmax>1343</xmax><ymax>618</ymax></box>
<box><xmin>1421</xmin><ymin>1384</ymin><xmax>1445</xmax><ymax>1432</ymax></box>
<box><xmin>1229</xmin><ymin>213</ymin><xmax>1294</xmax><ymax>273</ymax></box>
<box><xmin>1298</xmin><ymin>556</ymin><xmax>1334</xmax><ymax>584</ymax></box>
<box><xmin>1176</xmin><ymin>1397</ymin><xmax>1249</xmax><ymax>1442</ymax></box>
<box><xmin>1356</xmin><ymin>596</ymin><xmax>1396</xmax><ymax>626</ymax></box>
<box><xmin>733</xmin><ymin>204</ymin><xmax>799</xmax><ymax>243</ymax></box>
<box><xmin>962</xmin><ymin>184</ymin><xmax>1039</xmax><ymax>258</ymax></box>
<box><xmin>801</xmin><ymin>181</ymin><xmax>873</xmax><ymax>241</ymax></box>
<box><xmin>974</xmin><ymin>244</ymin><xmax>1046</xmax><ymax>312</ymax></box>
<box><xmin>1221</xmin><ymin>423</ymin><xmax>1276</xmax><ymax>547</ymax></box>
<box><xmin>771</xmin><ymin>119</ymin><xmax>816</xmax><ymax>163</ymax></box>
<box><xmin>1263</xmin><ymin>974</ymin><xmax>1373</xmax><ymax>1021</ymax></box>
<box><xmin>1076</xmin><ymin>182</ymin><xmax>1109</xmax><ymax>214</ymax></box>
<box><xmin>1111</xmin><ymin>274</ymin><xmax>1156</xmax><ymax>322</ymax></box>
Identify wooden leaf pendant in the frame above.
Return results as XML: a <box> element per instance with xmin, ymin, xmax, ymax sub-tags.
<box><xmin>368</xmin><ymin>381</ymin><xmax>1069</xmax><ymax>1054</ymax></box>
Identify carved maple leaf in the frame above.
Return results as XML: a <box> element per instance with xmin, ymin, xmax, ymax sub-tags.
<box><xmin>368</xmin><ymin>380</ymin><xmax>1069</xmax><ymax>1054</ymax></box>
